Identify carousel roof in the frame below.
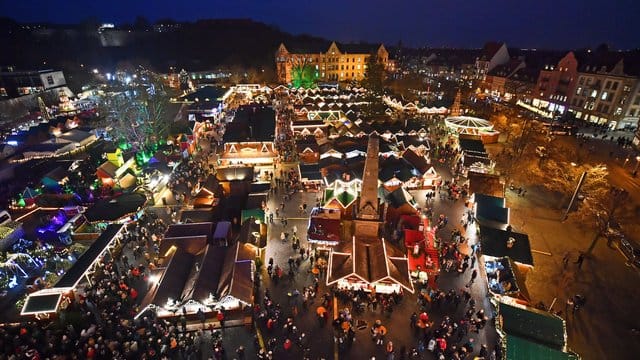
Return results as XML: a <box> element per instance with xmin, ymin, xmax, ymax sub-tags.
<box><xmin>444</xmin><ymin>116</ymin><xmax>494</xmax><ymax>131</ymax></box>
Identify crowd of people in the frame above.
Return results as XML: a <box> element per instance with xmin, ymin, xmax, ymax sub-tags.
<box><xmin>0</xmin><ymin>214</ymin><xmax>229</xmax><ymax>359</ymax></box>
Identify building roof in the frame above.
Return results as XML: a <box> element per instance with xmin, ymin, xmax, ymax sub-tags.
<box><xmin>480</xmin><ymin>226</ymin><xmax>534</xmax><ymax>266</ymax></box>
<box><xmin>468</xmin><ymin>171</ymin><xmax>504</xmax><ymax>197</ymax></box>
<box><xmin>57</xmin><ymin>129</ymin><xmax>95</xmax><ymax>144</ymax></box>
<box><xmin>327</xmin><ymin>237</ymin><xmax>414</xmax><ymax>293</ymax></box>
<box><xmin>96</xmin><ymin>161</ymin><xmax>119</xmax><ymax>179</ymax></box>
<box><xmin>223</xmin><ymin>105</ymin><xmax>275</xmax><ymax>142</ymax></box>
<box><xmin>488</xmin><ymin>59</ymin><xmax>525</xmax><ymax>78</ymax></box>
<box><xmin>506</xmin><ymin>335</ymin><xmax>579</xmax><ymax>360</ymax></box>
<box><xmin>216</xmin><ymin>242</ymin><xmax>257</xmax><ymax>305</ymax></box>
<box><xmin>385</xmin><ymin>187</ymin><xmax>416</xmax><ymax>209</ymax></box>
<box><xmin>56</xmin><ymin>224</ymin><xmax>124</xmax><ymax>288</ymax></box>
<box><xmin>84</xmin><ymin>193</ymin><xmax>147</xmax><ymax>222</ymax></box>
<box><xmin>475</xmin><ymin>194</ymin><xmax>510</xmax><ymax>229</ymax></box>
<box><xmin>499</xmin><ymin>300</ymin><xmax>567</xmax><ymax>350</ymax></box>
<box><xmin>215</xmin><ymin>166</ymin><xmax>254</xmax><ymax>182</ymax></box>
<box><xmin>164</xmin><ymin>222</ymin><xmax>214</xmax><ymax>241</ymax></box>
<box><xmin>307</xmin><ymin>216</ymin><xmax>342</xmax><ymax>244</ymax></box>
<box><xmin>180</xmin><ymin>244</ymin><xmax>226</xmax><ymax>303</ymax></box>
<box><xmin>480</xmin><ymin>42</ymin><xmax>506</xmax><ymax>61</ymax></box>
<box><xmin>179</xmin><ymin>86</ymin><xmax>226</xmax><ymax>103</ymax></box>
<box><xmin>402</xmin><ymin>148</ymin><xmax>430</xmax><ymax>173</ymax></box>
<box><xmin>42</xmin><ymin>166</ymin><xmax>68</xmax><ymax>183</ymax></box>
<box><xmin>336</xmin><ymin>42</ymin><xmax>381</xmax><ymax>54</ymax></box>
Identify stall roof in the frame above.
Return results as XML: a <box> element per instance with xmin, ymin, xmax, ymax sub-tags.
<box><xmin>459</xmin><ymin>138</ymin><xmax>486</xmax><ymax>153</ymax></box>
<box><xmin>307</xmin><ymin>217</ymin><xmax>342</xmax><ymax>243</ymax></box>
<box><xmin>181</xmin><ymin>244</ymin><xmax>226</xmax><ymax>303</ymax></box>
<box><xmin>180</xmin><ymin>209</ymin><xmax>215</xmax><ymax>223</ymax></box>
<box><xmin>402</xmin><ymin>149</ymin><xmax>430</xmax><ymax>173</ymax></box>
<box><xmin>480</xmin><ymin>226</ymin><xmax>534</xmax><ymax>266</ymax></box>
<box><xmin>142</xmin><ymin>247</ymin><xmax>196</xmax><ymax>311</ymax></box>
<box><xmin>213</xmin><ymin>221</ymin><xmax>232</xmax><ymax>239</ymax></box>
<box><xmin>386</xmin><ymin>187</ymin><xmax>417</xmax><ymax>209</ymax></box>
<box><xmin>246</xmin><ymin>193</ymin><xmax>268</xmax><ymax>210</ymax></box>
<box><xmin>328</xmin><ymin>237</ymin><xmax>414</xmax><ymax>293</ymax></box>
<box><xmin>215</xmin><ymin>166</ymin><xmax>254</xmax><ymax>182</ymax></box>
<box><xmin>55</xmin><ymin>224</ymin><xmax>124</xmax><ymax>288</ymax></box>
<box><xmin>217</xmin><ymin>242</ymin><xmax>257</xmax><ymax>304</ymax></box>
<box><xmin>165</xmin><ymin>222</ymin><xmax>213</xmax><ymax>240</ymax></box>
<box><xmin>300</xmin><ymin>163</ymin><xmax>322</xmax><ymax>180</ymax></box>
<box><xmin>499</xmin><ymin>300</ymin><xmax>567</xmax><ymax>350</ymax></box>
<box><xmin>42</xmin><ymin>166</ymin><xmax>68</xmax><ymax>183</ymax></box>
<box><xmin>84</xmin><ymin>193</ymin><xmax>147</xmax><ymax>222</ymax></box>
<box><xmin>241</xmin><ymin>208</ymin><xmax>265</xmax><ymax>224</ymax></box>
<box><xmin>506</xmin><ymin>335</ymin><xmax>579</xmax><ymax>360</ymax></box>
<box><xmin>21</xmin><ymin>292</ymin><xmax>63</xmax><ymax>315</ymax></box>
<box><xmin>468</xmin><ymin>171</ymin><xmax>504</xmax><ymax>197</ymax></box>
<box><xmin>475</xmin><ymin>194</ymin><xmax>509</xmax><ymax>228</ymax></box>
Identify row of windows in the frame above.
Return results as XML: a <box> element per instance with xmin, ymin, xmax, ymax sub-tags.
<box><xmin>320</xmin><ymin>72</ymin><xmax>363</xmax><ymax>79</ymax></box>
<box><xmin>315</xmin><ymin>64</ymin><xmax>365</xmax><ymax>71</ymax></box>
<box><xmin>578</xmin><ymin>76</ymin><xmax>620</xmax><ymax>91</ymax></box>
<box><xmin>280</xmin><ymin>55</ymin><xmax>370</xmax><ymax>64</ymax></box>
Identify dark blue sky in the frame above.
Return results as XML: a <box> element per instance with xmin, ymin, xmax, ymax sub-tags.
<box><xmin>2</xmin><ymin>0</ymin><xmax>639</xmax><ymax>49</ymax></box>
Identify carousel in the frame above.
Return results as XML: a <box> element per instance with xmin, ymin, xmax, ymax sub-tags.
<box><xmin>444</xmin><ymin>116</ymin><xmax>494</xmax><ymax>136</ymax></box>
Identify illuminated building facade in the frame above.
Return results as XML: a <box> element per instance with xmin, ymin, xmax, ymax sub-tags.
<box><xmin>276</xmin><ymin>42</ymin><xmax>391</xmax><ymax>84</ymax></box>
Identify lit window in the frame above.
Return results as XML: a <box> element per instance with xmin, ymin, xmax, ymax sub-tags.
<box><xmin>576</xmin><ymin>87</ymin><xmax>582</xmax><ymax>95</ymax></box>
<box><xmin>601</xmin><ymin>92</ymin><xmax>608</xmax><ymax>101</ymax></box>
<box><xmin>591</xmin><ymin>90</ymin><xmax>597</xmax><ymax>98</ymax></box>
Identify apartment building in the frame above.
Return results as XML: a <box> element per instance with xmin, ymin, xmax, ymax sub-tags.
<box><xmin>569</xmin><ymin>58</ymin><xmax>638</xmax><ymax>129</ymax></box>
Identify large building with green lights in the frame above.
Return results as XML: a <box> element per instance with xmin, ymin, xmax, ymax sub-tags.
<box><xmin>275</xmin><ymin>42</ymin><xmax>393</xmax><ymax>84</ymax></box>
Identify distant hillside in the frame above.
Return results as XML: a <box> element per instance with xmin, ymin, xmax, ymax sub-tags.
<box><xmin>0</xmin><ymin>17</ymin><xmax>337</xmax><ymax>72</ymax></box>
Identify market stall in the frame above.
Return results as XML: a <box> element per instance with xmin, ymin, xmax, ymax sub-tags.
<box><xmin>484</xmin><ymin>256</ymin><xmax>530</xmax><ymax>302</ymax></box>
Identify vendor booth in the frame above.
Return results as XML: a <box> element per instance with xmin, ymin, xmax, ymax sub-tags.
<box><xmin>479</xmin><ymin>225</ymin><xmax>534</xmax><ymax>269</ymax></box>
<box><xmin>484</xmin><ymin>256</ymin><xmax>530</xmax><ymax>302</ymax></box>
<box><xmin>327</xmin><ymin>236</ymin><xmax>414</xmax><ymax>294</ymax></box>
<box><xmin>495</xmin><ymin>297</ymin><xmax>580</xmax><ymax>359</ymax></box>
<box><xmin>307</xmin><ymin>207</ymin><xmax>342</xmax><ymax>246</ymax></box>
<box><xmin>472</xmin><ymin>193</ymin><xmax>510</xmax><ymax>230</ymax></box>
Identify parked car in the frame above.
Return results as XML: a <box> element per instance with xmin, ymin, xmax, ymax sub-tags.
<box><xmin>619</xmin><ymin>238</ymin><xmax>640</xmax><ymax>268</ymax></box>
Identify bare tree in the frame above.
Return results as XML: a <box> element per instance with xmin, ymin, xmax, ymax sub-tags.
<box><xmin>98</xmin><ymin>76</ymin><xmax>169</xmax><ymax>152</ymax></box>
<box><xmin>531</xmin><ymin>161</ymin><xmax>628</xmax><ymax>254</ymax></box>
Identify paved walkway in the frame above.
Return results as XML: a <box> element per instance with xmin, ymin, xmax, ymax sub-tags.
<box><xmin>253</xmin><ymin>151</ymin><xmax>498</xmax><ymax>359</ymax></box>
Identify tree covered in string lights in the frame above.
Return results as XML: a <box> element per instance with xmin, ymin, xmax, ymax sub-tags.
<box><xmin>290</xmin><ymin>57</ymin><xmax>318</xmax><ymax>89</ymax></box>
<box><xmin>98</xmin><ymin>72</ymin><xmax>171</xmax><ymax>157</ymax></box>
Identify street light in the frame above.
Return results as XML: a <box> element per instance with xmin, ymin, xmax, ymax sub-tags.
<box><xmin>633</xmin><ymin>156</ymin><xmax>640</xmax><ymax>177</ymax></box>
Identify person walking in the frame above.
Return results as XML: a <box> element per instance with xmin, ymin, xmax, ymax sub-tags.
<box><xmin>466</xmin><ymin>269</ymin><xmax>478</xmax><ymax>287</ymax></box>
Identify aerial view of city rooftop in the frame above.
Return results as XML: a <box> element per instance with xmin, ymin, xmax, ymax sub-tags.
<box><xmin>0</xmin><ymin>1</ymin><xmax>639</xmax><ymax>359</ymax></box>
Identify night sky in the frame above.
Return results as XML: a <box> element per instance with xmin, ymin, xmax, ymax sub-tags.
<box><xmin>2</xmin><ymin>0</ymin><xmax>639</xmax><ymax>49</ymax></box>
